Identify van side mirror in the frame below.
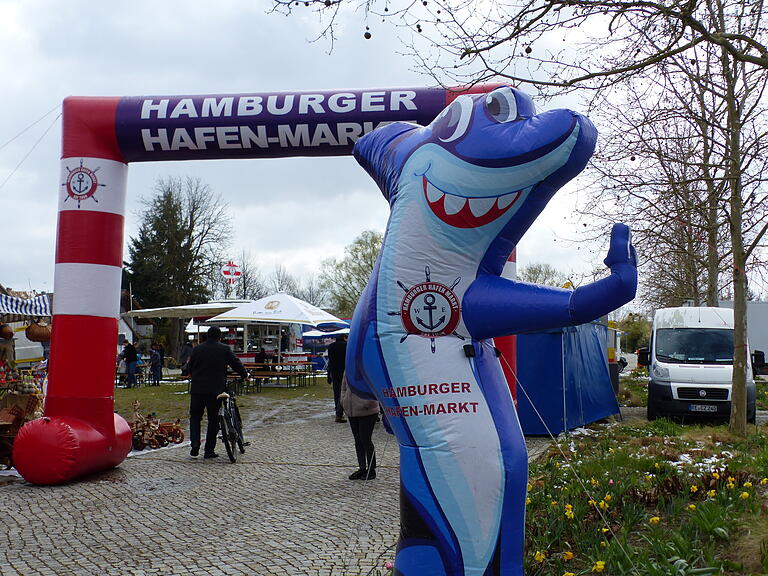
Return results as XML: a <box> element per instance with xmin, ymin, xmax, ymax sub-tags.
<box><xmin>637</xmin><ymin>347</ymin><xmax>650</xmax><ymax>367</ymax></box>
<box><xmin>752</xmin><ymin>350</ymin><xmax>765</xmax><ymax>369</ymax></box>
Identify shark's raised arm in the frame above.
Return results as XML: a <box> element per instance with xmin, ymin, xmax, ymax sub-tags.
<box><xmin>464</xmin><ymin>223</ymin><xmax>638</xmax><ymax>339</ymax></box>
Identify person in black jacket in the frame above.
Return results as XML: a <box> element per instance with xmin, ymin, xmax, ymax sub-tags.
<box><xmin>187</xmin><ymin>326</ymin><xmax>248</xmax><ymax>459</ymax></box>
<box><xmin>326</xmin><ymin>334</ymin><xmax>348</xmax><ymax>423</ymax></box>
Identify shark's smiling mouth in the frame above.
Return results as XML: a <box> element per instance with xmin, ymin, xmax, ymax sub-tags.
<box><xmin>423</xmin><ymin>176</ymin><xmax>522</xmax><ymax>229</ymax></box>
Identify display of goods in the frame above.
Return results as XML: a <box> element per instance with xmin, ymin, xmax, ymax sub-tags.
<box><xmin>15</xmin><ymin>381</ymin><xmax>40</xmax><ymax>395</ymax></box>
<box><xmin>0</xmin><ymin>325</ymin><xmax>12</xmax><ymax>340</ymax></box>
<box><xmin>0</xmin><ymin>392</ymin><xmax>41</xmax><ymax>420</ymax></box>
<box><xmin>25</xmin><ymin>322</ymin><xmax>51</xmax><ymax>343</ymax></box>
<box><xmin>129</xmin><ymin>400</ymin><xmax>184</xmax><ymax>451</ymax></box>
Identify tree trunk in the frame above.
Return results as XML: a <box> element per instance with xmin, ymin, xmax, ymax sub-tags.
<box><xmin>722</xmin><ymin>45</ymin><xmax>748</xmax><ymax>436</ymax></box>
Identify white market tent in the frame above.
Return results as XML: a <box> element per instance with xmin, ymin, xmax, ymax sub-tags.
<box><xmin>122</xmin><ymin>300</ymin><xmax>254</xmax><ymax>319</ymax></box>
<box><xmin>207</xmin><ymin>293</ymin><xmax>347</xmax><ymax>330</ymax></box>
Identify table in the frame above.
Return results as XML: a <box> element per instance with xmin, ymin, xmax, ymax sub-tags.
<box><xmin>242</xmin><ymin>362</ymin><xmax>317</xmax><ymax>389</ymax></box>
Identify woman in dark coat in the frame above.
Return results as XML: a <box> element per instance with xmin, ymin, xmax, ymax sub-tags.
<box><xmin>341</xmin><ymin>373</ymin><xmax>380</xmax><ymax>480</ymax></box>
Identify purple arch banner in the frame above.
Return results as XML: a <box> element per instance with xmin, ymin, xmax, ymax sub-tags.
<box><xmin>117</xmin><ymin>88</ymin><xmax>468</xmax><ymax>161</ymax></box>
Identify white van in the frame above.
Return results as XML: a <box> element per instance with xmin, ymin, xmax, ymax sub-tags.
<box><xmin>640</xmin><ymin>307</ymin><xmax>758</xmax><ymax>422</ymax></box>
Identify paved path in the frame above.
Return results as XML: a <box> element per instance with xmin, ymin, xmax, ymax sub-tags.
<box><xmin>0</xmin><ymin>396</ymin><xmax>550</xmax><ymax>576</ymax></box>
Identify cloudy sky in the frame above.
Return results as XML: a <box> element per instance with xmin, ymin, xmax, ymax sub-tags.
<box><xmin>0</xmin><ymin>0</ymin><xmax>603</xmax><ymax>295</ymax></box>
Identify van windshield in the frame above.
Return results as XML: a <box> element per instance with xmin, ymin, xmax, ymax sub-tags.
<box><xmin>655</xmin><ymin>328</ymin><xmax>733</xmax><ymax>364</ymax></box>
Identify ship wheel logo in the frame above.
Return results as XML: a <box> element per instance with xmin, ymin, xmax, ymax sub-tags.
<box><xmin>62</xmin><ymin>159</ymin><xmax>105</xmax><ymax>208</ymax></box>
<box><xmin>389</xmin><ymin>266</ymin><xmax>464</xmax><ymax>353</ymax></box>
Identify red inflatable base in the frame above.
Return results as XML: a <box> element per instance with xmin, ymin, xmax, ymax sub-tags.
<box><xmin>12</xmin><ymin>414</ymin><xmax>132</xmax><ymax>485</ymax></box>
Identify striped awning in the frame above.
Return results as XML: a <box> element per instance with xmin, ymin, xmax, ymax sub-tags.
<box><xmin>0</xmin><ymin>293</ymin><xmax>52</xmax><ymax>322</ymax></box>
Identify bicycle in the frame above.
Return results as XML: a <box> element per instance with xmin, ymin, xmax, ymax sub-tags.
<box><xmin>217</xmin><ymin>386</ymin><xmax>246</xmax><ymax>463</ymax></box>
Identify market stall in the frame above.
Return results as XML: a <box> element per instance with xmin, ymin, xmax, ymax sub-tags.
<box><xmin>0</xmin><ymin>292</ymin><xmax>51</xmax><ymax>467</ymax></box>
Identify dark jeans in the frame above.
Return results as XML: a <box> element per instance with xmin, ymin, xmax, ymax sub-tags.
<box><xmin>349</xmin><ymin>414</ymin><xmax>377</xmax><ymax>472</ymax></box>
<box><xmin>126</xmin><ymin>361</ymin><xmax>138</xmax><ymax>387</ymax></box>
<box><xmin>189</xmin><ymin>394</ymin><xmax>220</xmax><ymax>455</ymax></box>
<box><xmin>329</xmin><ymin>371</ymin><xmax>344</xmax><ymax>418</ymax></box>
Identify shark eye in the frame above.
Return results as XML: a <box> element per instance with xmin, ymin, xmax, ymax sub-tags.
<box><xmin>486</xmin><ymin>88</ymin><xmax>518</xmax><ymax>122</ymax></box>
<box><xmin>436</xmin><ymin>96</ymin><xmax>473</xmax><ymax>143</ymax></box>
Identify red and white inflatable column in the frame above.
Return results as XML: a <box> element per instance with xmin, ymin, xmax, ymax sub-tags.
<box><xmin>13</xmin><ymin>97</ymin><xmax>132</xmax><ymax>484</ymax></box>
<box><xmin>495</xmin><ymin>250</ymin><xmax>518</xmax><ymax>400</ymax></box>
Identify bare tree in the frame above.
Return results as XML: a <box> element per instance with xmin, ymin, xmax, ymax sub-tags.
<box><xmin>209</xmin><ymin>250</ymin><xmax>269</xmax><ymax>301</ymax></box>
<box><xmin>268</xmin><ymin>264</ymin><xmax>301</xmax><ymax>295</ymax></box>
<box><xmin>272</xmin><ymin>0</ymin><xmax>768</xmax><ymax>88</ymax></box>
<box><xmin>295</xmin><ymin>273</ymin><xmax>330</xmax><ymax>308</ymax></box>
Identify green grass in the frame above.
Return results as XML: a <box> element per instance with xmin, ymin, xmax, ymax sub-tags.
<box><xmin>757</xmin><ymin>378</ymin><xmax>768</xmax><ymax>411</ymax></box>
<box><xmin>114</xmin><ymin>375</ymin><xmax>334</xmax><ymax>424</ymax></box>
<box><xmin>618</xmin><ymin>369</ymin><xmax>649</xmax><ymax>407</ymax></box>
<box><xmin>525</xmin><ymin>420</ymin><xmax>768</xmax><ymax>575</ymax></box>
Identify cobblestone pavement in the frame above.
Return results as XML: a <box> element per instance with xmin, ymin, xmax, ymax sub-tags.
<box><xmin>0</xmin><ymin>395</ymin><xmax>551</xmax><ymax>576</ymax></box>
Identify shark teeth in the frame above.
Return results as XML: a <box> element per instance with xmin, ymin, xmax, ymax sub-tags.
<box><xmin>424</xmin><ymin>179</ymin><xmax>517</xmax><ymax>218</ymax></box>
<box><xmin>443</xmin><ymin>193</ymin><xmax>465</xmax><ymax>215</ymax></box>
<box><xmin>497</xmin><ymin>193</ymin><xmax>517</xmax><ymax>210</ymax></box>
<box><xmin>468</xmin><ymin>196</ymin><xmax>497</xmax><ymax>217</ymax></box>
<box><xmin>426</xmin><ymin>181</ymin><xmax>443</xmax><ymax>204</ymax></box>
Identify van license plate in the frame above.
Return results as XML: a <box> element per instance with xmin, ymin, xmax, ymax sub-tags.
<box><xmin>689</xmin><ymin>404</ymin><xmax>718</xmax><ymax>413</ymax></box>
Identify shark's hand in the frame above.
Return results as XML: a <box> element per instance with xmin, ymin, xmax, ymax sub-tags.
<box><xmin>603</xmin><ymin>223</ymin><xmax>638</xmax><ymax>270</ymax></box>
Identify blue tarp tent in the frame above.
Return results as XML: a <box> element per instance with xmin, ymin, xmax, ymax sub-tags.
<box><xmin>515</xmin><ymin>322</ymin><xmax>620</xmax><ymax>436</ymax></box>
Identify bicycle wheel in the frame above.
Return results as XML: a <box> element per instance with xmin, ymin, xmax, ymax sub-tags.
<box><xmin>219</xmin><ymin>411</ymin><xmax>237</xmax><ymax>463</ymax></box>
<box><xmin>233</xmin><ymin>404</ymin><xmax>245</xmax><ymax>453</ymax></box>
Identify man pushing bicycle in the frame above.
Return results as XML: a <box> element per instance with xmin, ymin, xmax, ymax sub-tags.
<box><xmin>187</xmin><ymin>326</ymin><xmax>248</xmax><ymax>459</ymax></box>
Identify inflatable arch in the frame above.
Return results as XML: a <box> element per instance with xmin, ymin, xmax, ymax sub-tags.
<box><xmin>13</xmin><ymin>84</ymin><xmax>637</xmax><ymax>576</ymax></box>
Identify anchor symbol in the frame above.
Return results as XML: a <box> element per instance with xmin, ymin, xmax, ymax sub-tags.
<box><xmin>416</xmin><ymin>294</ymin><xmax>445</xmax><ymax>332</ymax></box>
<box><xmin>72</xmin><ymin>173</ymin><xmax>90</xmax><ymax>195</ymax></box>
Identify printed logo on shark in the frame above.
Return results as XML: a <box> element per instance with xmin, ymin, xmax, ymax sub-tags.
<box><xmin>384</xmin><ymin>402</ymin><xmax>480</xmax><ymax>418</ymax></box>
<box><xmin>382</xmin><ymin>382</ymin><xmax>472</xmax><ymax>398</ymax></box>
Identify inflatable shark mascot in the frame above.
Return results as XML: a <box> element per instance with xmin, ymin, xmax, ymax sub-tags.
<box><xmin>346</xmin><ymin>86</ymin><xmax>637</xmax><ymax>576</ymax></box>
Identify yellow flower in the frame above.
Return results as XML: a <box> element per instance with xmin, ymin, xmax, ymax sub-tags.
<box><xmin>526</xmin><ymin>497</ymin><xmax>531</xmax><ymax>505</ymax></box>
<box><xmin>562</xmin><ymin>551</ymin><xmax>574</xmax><ymax>561</ymax></box>
<box><xmin>590</xmin><ymin>477</ymin><xmax>599</xmax><ymax>486</ymax></box>
<box><xmin>688</xmin><ymin>504</ymin><xmax>697</xmax><ymax>511</ymax></box>
<box><xmin>600</xmin><ymin>540</ymin><xmax>608</xmax><ymax>547</ymax></box>
<box><xmin>604</xmin><ymin>494</ymin><xmax>612</xmax><ymax>502</ymax></box>
<box><xmin>534</xmin><ymin>550</ymin><xmax>547</xmax><ymax>563</ymax></box>
<box><xmin>740</xmin><ymin>491</ymin><xmax>750</xmax><ymax>500</ymax></box>
<box><xmin>654</xmin><ymin>462</ymin><xmax>660</xmax><ymax>469</ymax></box>
<box><xmin>592</xmin><ymin>560</ymin><xmax>606</xmax><ymax>572</ymax></box>
<box><xmin>760</xmin><ymin>478</ymin><xmax>767</xmax><ymax>486</ymax></box>
<box><xmin>564</xmin><ymin>573</ymin><xmax>576</xmax><ymax>576</ymax></box>
<box><xmin>649</xmin><ymin>516</ymin><xmax>661</xmax><ymax>525</ymax></box>
<box><xmin>565</xmin><ymin>510</ymin><xmax>574</xmax><ymax>519</ymax></box>
<box><xmin>712</xmin><ymin>472</ymin><xmax>720</xmax><ymax>480</ymax></box>
<box><xmin>690</xmin><ymin>484</ymin><xmax>699</xmax><ymax>493</ymax></box>
<box><xmin>551</xmin><ymin>500</ymin><xmax>559</xmax><ymax>507</ymax></box>
<box><xmin>708</xmin><ymin>489</ymin><xmax>717</xmax><ymax>498</ymax></box>
<box><xmin>608</xmin><ymin>448</ymin><xmax>614</xmax><ymax>453</ymax></box>
<box><xmin>600</xmin><ymin>528</ymin><xmax>610</xmax><ymax>534</ymax></box>
<box><xmin>727</xmin><ymin>482</ymin><xmax>735</xmax><ymax>489</ymax></box>
<box><xmin>645</xmin><ymin>474</ymin><xmax>653</xmax><ymax>481</ymax></box>
<box><xmin>588</xmin><ymin>499</ymin><xmax>597</xmax><ymax>506</ymax></box>
<box><xmin>598</xmin><ymin>500</ymin><xmax>609</xmax><ymax>510</ymax></box>
<box><xmin>727</xmin><ymin>476</ymin><xmax>736</xmax><ymax>483</ymax></box>
<box><xmin>743</xmin><ymin>481</ymin><xmax>752</xmax><ymax>488</ymax></box>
